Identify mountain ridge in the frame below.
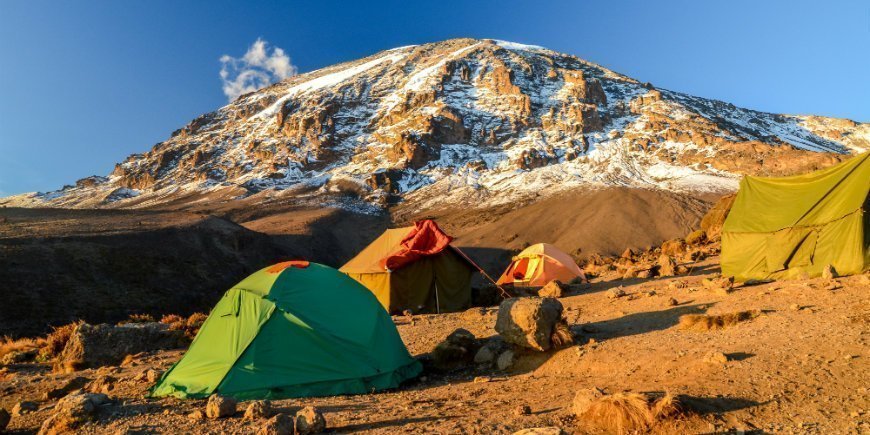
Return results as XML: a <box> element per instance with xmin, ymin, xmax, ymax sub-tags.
<box><xmin>4</xmin><ymin>38</ymin><xmax>867</xmax><ymax>212</ymax></box>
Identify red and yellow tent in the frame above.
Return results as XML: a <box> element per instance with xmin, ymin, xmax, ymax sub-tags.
<box><xmin>497</xmin><ymin>243</ymin><xmax>585</xmax><ymax>287</ymax></box>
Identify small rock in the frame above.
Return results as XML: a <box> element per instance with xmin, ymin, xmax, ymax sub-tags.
<box><xmin>244</xmin><ymin>400</ymin><xmax>272</xmax><ymax>420</ymax></box>
<box><xmin>621</xmin><ymin>248</ymin><xmax>635</xmax><ymax>259</ymax></box>
<box><xmin>496</xmin><ymin>350</ymin><xmax>515</xmax><ymax>371</ymax></box>
<box><xmin>790</xmin><ymin>304</ymin><xmax>801</xmax><ymax>311</ymax></box>
<box><xmin>473</xmin><ymin>376</ymin><xmax>491</xmax><ymax>383</ymax></box>
<box><xmin>668</xmin><ymin>297</ymin><xmax>679</xmax><ymax>306</ymax></box>
<box><xmin>257</xmin><ymin>413</ymin><xmax>294</xmax><ymax>435</ymax></box>
<box><xmin>145</xmin><ymin>369</ymin><xmax>161</xmax><ymax>383</ymax></box>
<box><xmin>86</xmin><ymin>375</ymin><xmax>117</xmax><ymax>394</ymax></box>
<box><xmin>188</xmin><ymin>409</ymin><xmax>205</xmax><ymax>420</ymax></box>
<box><xmin>514</xmin><ymin>404</ymin><xmax>531</xmax><ymax>416</ymax></box>
<box><xmin>636</xmin><ymin>269</ymin><xmax>652</xmax><ymax>279</ymax></box>
<box><xmin>205</xmin><ymin>394</ymin><xmax>237</xmax><ymax>419</ymax></box>
<box><xmin>704</xmin><ymin>351</ymin><xmax>729</xmax><ymax>364</ymax></box>
<box><xmin>607</xmin><ymin>287</ymin><xmax>626</xmax><ymax>299</ymax></box>
<box><xmin>295</xmin><ymin>406</ymin><xmax>326</xmax><ymax>435</ymax></box>
<box><xmin>11</xmin><ymin>400</ymin><xmax>39</xmax><ymax>416</ymax></box>
<box><xmin>431</xmin><ymin>328</ymin><xmax>479</xmax><ymax>370</ymax></box>
<box><xmin>657</xmin><ymin>254</ymin><xmax>677</xmax><ymax>277</ymax></box>
<box><xmin>571</xmin><ymin>387</ymin><xmax>606</xmax><ymax>415</ymax></box>
<box><xmin>822</xmin><ymin>264</ymin><xmax>837</xmax><ymax>280</ymax></box>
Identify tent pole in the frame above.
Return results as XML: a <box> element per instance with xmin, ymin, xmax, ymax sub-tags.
<box><xmin>434</xmin><ymin>281</ymin><xmax>440</xmax><ymax>314</ymax></box>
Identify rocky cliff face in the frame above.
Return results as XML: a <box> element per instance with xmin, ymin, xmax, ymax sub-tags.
<box><xmin>4</xmin><ymin>38</ymin><xmax>868</xmax><ymax>211</ymax></box>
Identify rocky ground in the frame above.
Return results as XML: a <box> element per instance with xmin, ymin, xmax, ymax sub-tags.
<box><xmin>2</xmin><ymin>253</ymin><xmax>867</xmax><ymax>434</ymax></box>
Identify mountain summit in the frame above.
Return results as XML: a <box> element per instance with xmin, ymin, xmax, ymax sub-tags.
<box><xmin>5</xmin><ymin>38</ymin><xmax>867</xmax><ymax>211</ymax></box>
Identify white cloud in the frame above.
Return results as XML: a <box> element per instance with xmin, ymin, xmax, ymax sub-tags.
<box><xmin>220</xmin><ymin>38</ymin><xmax>297</xmax><ymax>101</ymax></box>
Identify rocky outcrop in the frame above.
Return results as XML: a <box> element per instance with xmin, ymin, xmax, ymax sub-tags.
<box><xmin>57</xmin><ymin>323</ymin><xmax>183</xmax><ymax>371</ymax></box>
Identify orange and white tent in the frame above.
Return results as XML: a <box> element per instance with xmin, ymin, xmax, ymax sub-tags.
<box><xmin>496</xmin><ymin>243</ymin><xmax>586</xmax><ymax>287</ymax></box>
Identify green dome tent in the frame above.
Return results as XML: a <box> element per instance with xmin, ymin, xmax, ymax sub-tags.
<box><xmin>722</xmin><ymin>152</ymin><xmax>870</xmax><ymax>281</ymax></box>
<box><xmin>150</xmin><ymin>261</ymin><xmax>421</xmax><ymax>400</ymax></box>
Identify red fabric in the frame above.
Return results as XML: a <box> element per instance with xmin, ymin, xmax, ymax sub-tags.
<box><xmin>267</xmin><ymin>260</ymin><xmax>310</xmax><ymax>274</ymax></box>
<box><xmin>380</xmin><ymin>220</ymin><xmax>454</xmax><ymax>271</ymax></box>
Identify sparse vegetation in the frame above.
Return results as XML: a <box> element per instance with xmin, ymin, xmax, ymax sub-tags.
<box><xmin>678</xmin><ymin>310</ymin><xmax>760</xmax><ymax>331</ymax></box>
<box><xmin>579</xmin><ymin>392</ymin><xmax>685</xmax><ymax>434</ymax></box>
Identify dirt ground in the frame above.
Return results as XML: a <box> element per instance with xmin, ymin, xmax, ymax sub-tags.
<box><xmin>2</xmin><ymin>255</ymin><xmax>867</xmax><ymax>434</ymax></box>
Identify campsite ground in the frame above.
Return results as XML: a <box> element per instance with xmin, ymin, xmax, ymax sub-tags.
<box><xmin>2</xmin><ymin>255</ymin><xmax>868</xmax><ymax>434</ymax></box>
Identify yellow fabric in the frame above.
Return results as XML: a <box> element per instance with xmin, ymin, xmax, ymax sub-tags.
<box><xmin>722</xmin><ymin>152</ymin><xmax>870</xmax><ymax>280</ymax></box>
<box><xmin>340</xmin><ymin>227</ymin><xmax>414</xmax><ymax>273</ymax></box>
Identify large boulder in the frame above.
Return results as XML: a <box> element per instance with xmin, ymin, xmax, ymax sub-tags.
<box><xmin>57</xmin><ymin>322</ymin><xmax>183</xmax><ymax>371</ymax></box>
<box><xmin>495</xmin><ymin>297</ymin><xmax>564</xmax><ymax>351</ymax></box>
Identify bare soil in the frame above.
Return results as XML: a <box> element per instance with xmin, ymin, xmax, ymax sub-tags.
<box><xmin>2</xmin><ymin>256</ymin><xmax>867</xmax><ymax>434</ymax></box>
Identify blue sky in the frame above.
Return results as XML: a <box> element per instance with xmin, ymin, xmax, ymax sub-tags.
<box><xmin>1</xmin><ymin>0</ymin><xmax>868</xmax><ymax>195</ymax></box>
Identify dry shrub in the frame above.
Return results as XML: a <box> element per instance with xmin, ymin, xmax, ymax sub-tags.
<box><xmin>40</xmin><ymin>321</ymin><xmax>83</xmax><ymax>361</ymax></box>
<box><xmin>0</xmin><ymin>335</ymin><xmax>44</xmax><ymax>360</ymax></box>
<box><xmin>159</xmin><ymin>313</ymin><xmax>207</xmax><ymax>341</ymax></box>
<box><xmin>551</xmin><ymin>321</ymin><xmax>574</xmax><ymax>348</ymax></box>
<box><xmin>0</xmin><ymin>367</ymin><xmax>13</xmax><ymax>381</ymax></box>
<box><xmin>580</xmin><ymin>392</ymin><xmax>685</xmax><ymax>434</ymax></box>
<box><xmin>678</xmin><ymin>310</ymin><xmax>760</xmax><ymax>331</ymax></box>
<box><xmin>119</xmin><ymin>313</ymin><xmax>156</xmax><ymax>325</ymax></box>
<box><xmin>582</xmin><ymin>392</ymin><xmax>654</xmax><ymax>434</ymax></box>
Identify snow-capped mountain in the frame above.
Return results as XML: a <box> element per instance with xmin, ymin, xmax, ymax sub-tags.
<box><xmin>5</xmin><ymin>38</ymin><xmax>868</xmax><ymax>211</ymax></box>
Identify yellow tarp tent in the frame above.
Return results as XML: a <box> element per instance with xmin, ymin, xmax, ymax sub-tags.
<box><xmin>339</xmin><ymin>221</ymin><xmax>478</xmax><ymax>314</ymax></box>
<box><xmin>722</xmin><ymin>152</ymin><xmax>870</xmax><ymax>281</ymax></box>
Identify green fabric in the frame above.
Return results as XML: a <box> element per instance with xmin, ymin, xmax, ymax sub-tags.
<box><xmin>722</xmin><ymin>152</ymin><xmax>870</xmax><ymax>280</ymax></box>
<box><xmin>151</xmin><ymin>263</ymin><xmax>420</xmax><ymax>399</ymax></box>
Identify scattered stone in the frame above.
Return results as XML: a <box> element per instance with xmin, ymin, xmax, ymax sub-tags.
<box><xmin>657</xmin><ymin>254</ymin><xmax>677</xmax><ymax>277</ymax></box>
<box><xmin>636</xmin><ymin>269</ymin><xmax>652</xmax><ymax>279</ymax></box>
<box><xmin>622</xmin><ymin>267</ymin><xmax>639</xmax><ymax>280</ymax></box>
<box><xmin>621</xmin><ymin>248</ymin><xmax>635</xmax><ymax>259</ymax></box>
<box><xmin>431</xmin><ymin>328</ymin><xmax>479</xmax><ymax>370</ymax></box>
<box><xmin>704</xmin><ymin>351</ymin><xmax>729</xmax><ymax>364</ymax></box>
<box><xmin>44</xmin><ymin>376</ymin><xmax>91</xmax><ymax>400</ymax></box>
<box><xmin>538</xmin><ymin>280</ymin><xmax>566</xmax><ymax>298</ymax></box>
<box><xmin>294</xmin><ymin>406</ymin><xmax>326</xmax><ymax>435</ymax></box>
<box><xmin>825</xmin><ymin>281</ymin><xmax>843</xmax><ymax>291</ymax></box>
<box><xmin>790</xmin><ymin>304</ymin><xmax>802</xmax><ymax>311</ymax></box>
<box><xmin>188</xmin><ymin>410</ymin><xmax>205</xmax><ymax>420</ymax></box>
<box><xmin>244</xmin><ymin>400</ymin><xmax>272</xmax><ymax>420</ymax></box>
<box><xmin>11</xmin><ymin>400</ymin><xmax>39</xmax><ymax>416</ymax></box>
<box><xmin>514</xmin><ymin>404</ymin><xmax>532</xmax><ymax>415</ymax></box>
<box><xmin>496</xmin><ymin>350</ymin><xmax>515</xmax><ymax>371</ymax></box>
<box><xmin>473</xmin><ymin>376</ymin><xmax>492</xmax><ymax>383</ymax></box>
<box><xmin>86</xmin><ymin>375</ymin><xmax>117</xmax><ymax>394</ymax></box>
<box><xmin>512</xmin><ymin>428</ymin><xmax>564</xmax><ymax>435</ymax></box>
<box><xmin>38</xmin><ymin>392</ymin><xmax>108</xmax><ymax>435</ymax></box>
<box><xmin>660</xmin><ymin>238</ymin><xmax>686</xmax><ymax>256</ymax></box>
<box><xmin>702</xmin><ymin>276</ymin><xmax>734</xmax><ymax>294</ymax></box>
<box><xmin>571</xmin><ymin>387</ymin><xmax>606</xmax><ymax>415</ymax></box>
<box><xmin>57</xmin><ymin>322</ymin><xmax>184</xmax><ymax>371</ymax></box>
<box><xmin>145</xmin><ymin>369</ymin><xmax>161</xmax><ymax>383</ymax></box>
<box><xmin>668</xmin><ymin>297</ymin><xmax>679</xmax><ymax>306</ymax></box>
<box><xmin>607</xmin><ymin>287</ymin><xmax>626</xmax><ymax>299</ymax></box>
<box><xmin>257</xmin><ymin>413</ymin><xmax>294</xmax><ymax>435</ymax></box>
<box><xmin>473</xmin><ymin>346</ymin><xmax>496</xmax><ymax>365</ymax></box>
<box><xmin>822</xmin><ymin>264</ymin><xmax>837</xmax><ymax>280</ymax></box>
<box><xmin>205</xmin><ymin>394</ymin><xmax>237</xmax><ymax>419</ymax></box>
<box><xmin>495</xmin><ymin>297</ymin><xmax>564</xmax><ymax>351</ymax></box>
